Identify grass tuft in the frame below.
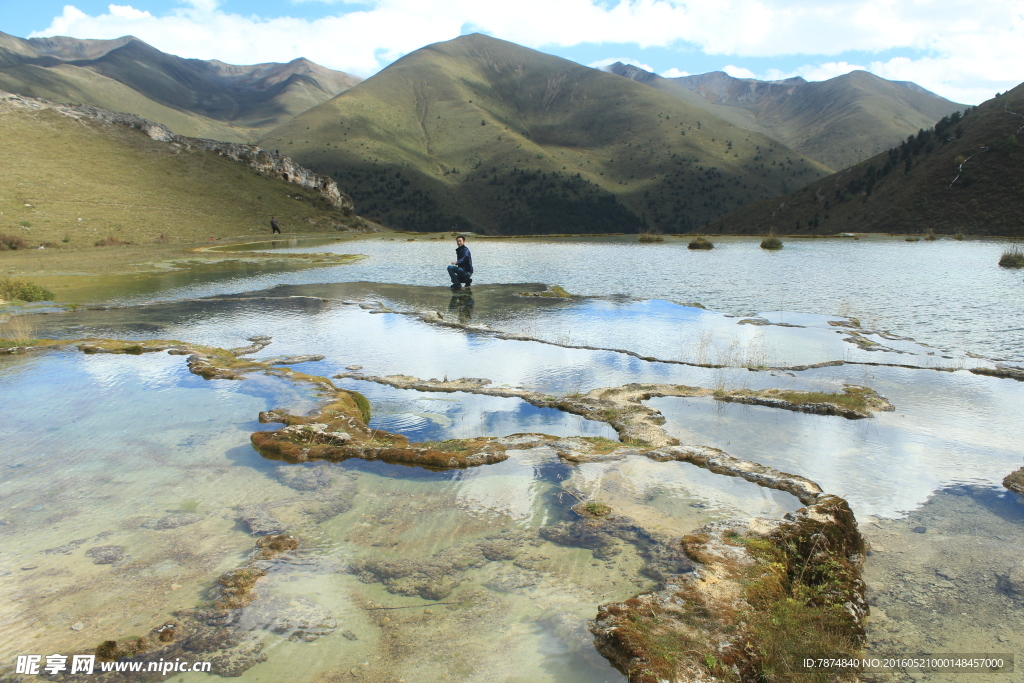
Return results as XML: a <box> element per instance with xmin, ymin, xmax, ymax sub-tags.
<box><xmin>760</xmin><ymin>236</ymin><xmax>783</xmax><ymax>250</ymax></box>
<box><xmin>0</xmin><ymin>314</ymin><xmax>39</xmax><ymax>348</ymax></box>
<box><xmin>688</xmin><ymin>236</ymin><xmax>714</xmax><ymax>250</ymax></box>
<box><xmin>348</xmin><ymin>390</ymin><xmax>373</xmax><ymax>423</ymax></box>
<box><xmin>998</xmin><ymin>246</ymin><xmax>1024</xmax><ymax>268</ymax></box>
<box><xmin>419</xmin><ymin>439</ymin><xmax>471</xmax><ymax>452</ymax></box>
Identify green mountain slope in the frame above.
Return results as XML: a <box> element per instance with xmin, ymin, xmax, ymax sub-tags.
<box><xmin>259</xmin><ymin>33</ymin><xmax>830</xmax><ymax>234</ymax></box>
<box><xmin>608</xmin><ymin>64</ymin><xmax>964</xmax><ymax>172</ymax></box>
<box><xmin>0</xmin><ymin>92</ymin><xmax>358</xmax><ymax>246</ymax></box>
<box><xmin>0</xmin><ymin>32</ymin><xmax>360</xmax><ymax>142</ymax></box>
<box><xmin>712</xmin><ymin>82</ymin><xmax>1024</xmax><ymax>236</ymax></box>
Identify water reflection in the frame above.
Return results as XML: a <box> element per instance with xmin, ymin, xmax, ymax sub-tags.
<box><xmin>6</xmin><ymin>243</ymin><xmax>1024</xmax><ymax>680</ymax></box>
<box><xmin>63</xmin><ymin>237</ymin><xmax>1024</xmax><ymax>363</ymax></box>
<box><xmin>448</xmin><ymin>289</ymin><xmax>475</xmax><ymax>324</ymax></box>
<box><xmin>2</xmin><ymin>348</ymin><xmax>759</xmax><ymax>681</ymax></box>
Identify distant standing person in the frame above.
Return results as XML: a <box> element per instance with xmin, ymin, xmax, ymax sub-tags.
<box><xmin>447</xmin><ymin>234</ymin><xmax>473</xmax><ymax>289</ymax></box>
<box><xmin>270</xmin><ymin>217</ymin><xmax>280</xmax><ymax>234</ymax></box>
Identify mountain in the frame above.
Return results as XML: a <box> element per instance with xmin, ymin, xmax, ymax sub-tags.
<box><xmin>709</xmin><ymin>82</ymin><xmax>1024</xmax><ymax>236</ymax></box>
<box><xmin>606</xmin><ymin>63</ymin><xmax>964</xmax><ymax>172</ymax></box>
<box><xmin>0</xmin><ymin>32</ymin><xmax>361</xmax><ymax>142</ymax></box>
<box><xmin>0</xmin><ymin>91</ymin><xmax>359</xmax><ymax>246</ymax></box>
<box><xmin>258</xmin><ymin>33</ymin><xmax>831</xmax><ymax>234</ymax></box>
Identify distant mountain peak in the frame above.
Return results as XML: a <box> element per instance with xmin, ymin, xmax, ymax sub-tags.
<box><xmin>0</xmin><ymin>33</ymin><xmax>361</xmax><ymax>140</ymax></box>
<box><xmin>26</xmin><ymin>34</ymin><xmax>141</xmax><ymax>61</ymax></box>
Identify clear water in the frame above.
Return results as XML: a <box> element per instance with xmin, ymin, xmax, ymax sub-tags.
<box><xmin>4</xmin><ymin>237</ymin><xmax>1024</xmax><ymax>680</ymax></box>
<box><xmin>80</xmin><ymin>235</ymin><xmax>1024</xmax><ymax>364</ymax></box>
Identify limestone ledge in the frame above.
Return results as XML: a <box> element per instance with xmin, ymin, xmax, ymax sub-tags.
<box><xmin>335</xmin><ymin>373</ymin><xmax>894</xmax><ymax>452</ymax></box>
<box><xmin>591</xmin><ymin>495</ymin><xmax>867</xmax><ymax>683</ymax></box>
<box><xmin>52</xmin><ymin>334</ymin><xmax>871</xmax><ymax>682</ymax></box>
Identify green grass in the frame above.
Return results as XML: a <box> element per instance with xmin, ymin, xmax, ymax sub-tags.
<box><xmin>259</xmin><ymin>34</ymin><xmax>829</xmax><ymax>235</ymax></box>
<box><xmin>736</xmin><ymin>499</ymin><xmax>866</xmax><ymax>682</ymax></box>
<box><xmin>348</xmin><ymin>390</ymin><xmax>373</xmax><ymax>423</ymax></box>
<box><xmin>688</xmin><ymin>236</ymin><xmax>714</xmax><ymax>249</ymax></box>
<box><xmin>419</xmin><ymin>439</ymin><xmax>471</xmax><ymax>452</ymax></box>
<box><xmin>0</xmin><ymin>107</ymin><xmax>358</xmax><ymax>246</ymax></box>
<box><xmin>760</xmin><ymin>236</ymin><xmax>783</xmax><ymax>250</ymax></box>
<box><xmin>582</xmin><ymin>436</ymin><xmax>620</xmax><ymax>454</ymax></box>
<box><xmin>0</xmin><ymin>277</ymin><xmax>55</xmax><ymax>302</ymax></box>
<box><xmin>999</xmin><ymin>246</ymin><xmax>1024</xmax><ymax>267</ymax></box>
<box><xmin>0</xmin><ymin>313</ymin><xmax>39</xmax><ymax>347</ymax></box>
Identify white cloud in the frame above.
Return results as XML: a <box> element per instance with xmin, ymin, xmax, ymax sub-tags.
<box><xmin>27</xmin><ymin>0</ymin><xmax>1024</xmax><ymax>103</ymax></box>
<box><xmin>589</xmin><ymin>57</ymin><xmax>655</xmax><ymax>72</ymax></box>
<box><xmin>797</xmin><ymin>61</ymin><xmax>866</xmax><ymax>81</ymax></box>
<box><xmin>107</xmin><ymin>5</ymin><xmax>152</xmax><ymax>20</ymax></box>
<box><xmin>722</xmin><ymin>64</ymin><xmax>756</xmax><ymax>79</ymax></box>
<box><xmin>660</xmin><ymin>67</ymin><xmax>689</xmax><ymax>78</ymax></box>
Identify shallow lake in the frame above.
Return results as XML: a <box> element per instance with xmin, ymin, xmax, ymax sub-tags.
<box><xmin>2</xmin><ymin>236</ymin><xmax>1023</xmax><ymax>681</ymax></box>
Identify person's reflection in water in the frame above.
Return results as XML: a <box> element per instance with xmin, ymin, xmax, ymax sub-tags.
<box><xmin>448</xmin><ymin>289</ymin><xmax>474</xmax><ymax>324</ymax></box>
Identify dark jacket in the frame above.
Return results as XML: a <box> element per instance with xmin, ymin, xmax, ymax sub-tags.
<box><xmin>455</xmin><ymin>244</ymin><xmax>473</xmax><ymax>273</ymax></box>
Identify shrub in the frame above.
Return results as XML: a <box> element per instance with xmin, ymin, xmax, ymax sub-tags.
<box><xmin>0</xmin><ymin>234</ymin><xmax>27</xmax><ymax>250</ymax></box>
<box><xmin>760</xmin><ymin>236</ymin><xmax>783</xmax><ymax>250</ymax></box>
<box><xmin>688</xmin><ymin>236</ymin><xmax>714</xmax><ymax>250</ymax></box>
<box><xmin>953</xmin><ymin>233</ymin><xmax>965</xmax><ymax>241</ymax></box>
<box><xmin>0</xmin><ymin>277</ymin><xmax>55</xmax><ymax>302</ymax></box>
<box><xmin>999</xmin><ymin>246</ymin><xmax>1024</xmax><ymax>268</ymax></box>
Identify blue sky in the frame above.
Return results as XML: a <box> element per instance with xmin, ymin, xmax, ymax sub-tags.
<box><xmin>5</xmin><ymin>0</ymin><xmax>1023</xmax><ymax>104</ymax></box>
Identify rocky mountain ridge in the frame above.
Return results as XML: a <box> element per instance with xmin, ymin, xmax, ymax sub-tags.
<box><xmin>0</xmin><ymin>31</ymin><xmax>361</xmax><ymax>142</ymax></box>
<box><xmin>606</xmin><ymin>62</ymin><xmax>964</xmax><ymax>171</ymax></box>
<box><xmin>1</xmin><ymin>89</ymin><xmax>353</xmax><ymax>214</ymax></box>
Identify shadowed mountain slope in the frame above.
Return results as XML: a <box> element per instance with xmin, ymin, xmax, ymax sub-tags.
<box><xmin>711</xmin><ymin>82</ymin><xmax>1024</xmax><ymax>236</ymax></box>
<box><xmin>0</xmin><ymin>32</ymin><xmax>360</xmax><ymax>142</ymax></box>
<box><xmin>608</xmin><ymin>63</ymin><xmax>964</xmax><ymax>172</ymax></box>
<box><xmin>259</xmin><ymin>33</ymin><xmax>830</xmax><ymax>234</ymax></box>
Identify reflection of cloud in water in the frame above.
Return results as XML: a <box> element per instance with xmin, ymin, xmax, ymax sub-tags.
<box><xmin>451</xmin><ymin>455</ymin><xmax>546</xmax><ymax>522</ymax></box>
<box><xmin>650</xmin><ymin>384</ymin><xmax>1024</xmax><ymax>519</ymax></box>
<box><xmin>77</xmin><ymin>351</ymin><xmax>184</xmax><ymax>391</ymax></box>
<box><xmin>354</xmin><ymin>383</ymin><xmax>617</xmax><ymax>441</ymax></box>
<box><xmin>569</xmin><ymin>456</ymin><xmax>799</xmax><ymax>522</ymax></box>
